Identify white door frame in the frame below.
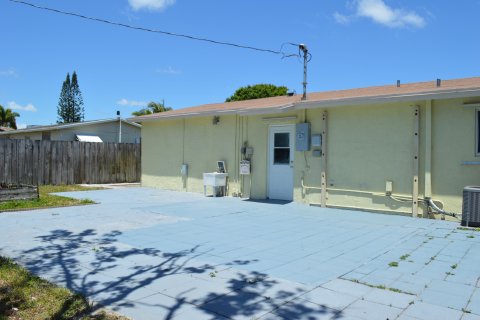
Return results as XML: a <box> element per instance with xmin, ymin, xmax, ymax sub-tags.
<box><xmin>267</xmin><ymin>124</ymin><xmax>295</xmax><ymax>201</ymax></box>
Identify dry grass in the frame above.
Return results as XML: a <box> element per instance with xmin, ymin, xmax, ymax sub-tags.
<box><xmin>0</xmin><ymin>256</ymin><xmax>128</xmax><ymax>320</ymax></box>
<box><xmin>0</xmin><ymin>185</ymin><xmax>103</xmax><ymax>212</ymax></box>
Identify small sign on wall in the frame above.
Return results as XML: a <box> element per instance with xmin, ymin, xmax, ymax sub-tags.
<box><xmin>240</xmin><ymin>160</ymin><xmax>250</xmax><ymax>175</ymax></box>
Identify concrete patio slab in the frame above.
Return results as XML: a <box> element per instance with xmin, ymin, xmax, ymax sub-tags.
<box><xmin>1</xmin><ymin>187</ymin><xmax>479</xmax><ymax>320</ymax></box>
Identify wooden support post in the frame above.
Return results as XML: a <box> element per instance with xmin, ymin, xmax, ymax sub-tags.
<box><xmin>412</xmin><ymin>106</ymin><xmax>420</xmax><ymax>217</ymax></box>
<box><xmin>321</xmin><ymin>111</ymin><xmax>328</xmax><ymax>207</ymax></box>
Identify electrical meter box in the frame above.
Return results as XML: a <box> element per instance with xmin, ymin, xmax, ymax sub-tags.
<box><xmin>296</xmin><ymin>123</ymin><xmax>311</xmax><ymax>151</ymax></box>
<box><xmin>240</xmin><ymin>160</ymin><xmax>250</xmax><ymax>175</ymax></box>
<box><xmin>181</xmin><ymin>164</ymin><xmax>188</xmax><ymax>175</ymax></box>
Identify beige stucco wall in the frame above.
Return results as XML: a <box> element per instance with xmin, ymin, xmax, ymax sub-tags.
<box><xmin>141</xmin><ymin>97</ymin><xmax>480</xmax><ymax>215</ymax></box>
<box><xmin>430</xmin><ymin>99</ymin><xmax>480</xmax><ymax>212</ymax></box>
<box><xmin>296</xmin><ymin>103</ymin><xmax>417</xmax><ymax>214</ymax></box>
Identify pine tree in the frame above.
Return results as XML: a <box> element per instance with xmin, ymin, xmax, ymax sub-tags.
<box><xmin>57</xmin><ymin>71</ymin><xmax>84</xmax><ymax>123</ymax></box>
<box><xmin>57</xmin><ymin>73</ymin><xmax>71</xmax><ymax>123</ymax></box>
<box><xmin>71</xmin><ymin>71</ymin><xmax>84</xmax><ymax>122</ymax></box>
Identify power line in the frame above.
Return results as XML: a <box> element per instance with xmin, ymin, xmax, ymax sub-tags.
<box><xmin>7</xmin><ymin>0</ymin><xmax>313</xmax><ymax>96</ymax></box>
<box><xmin>8</xmin><ymin>0</ymin><xmax>290</xmax><ymax>56</ymax></box>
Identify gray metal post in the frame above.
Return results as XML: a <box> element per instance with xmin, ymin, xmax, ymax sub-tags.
<box><xmin>300</xmin><ymin>44</ymin><xmax>308</xmax><ymax>101</ymax></box>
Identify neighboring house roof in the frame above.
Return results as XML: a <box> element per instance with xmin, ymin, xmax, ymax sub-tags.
<box><xmin>0</xmin><ymin>118</ymin><xmax>141</xmax><ymax>135</ymax></box>
<box><xmin>0</xmin><ymin>126</ymin><xmax>14</xmax><ymax>132</ymax></box>
<box><xmin>130</xmin><ymin>77</ymin><xmax>480</xmax><ymax>122</ymax></box>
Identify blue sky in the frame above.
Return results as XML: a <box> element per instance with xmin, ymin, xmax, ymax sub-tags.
<box><xmin>1</xmin><ymin>0</ymin><xmax>479</xmax><ymax>127</ymax></box>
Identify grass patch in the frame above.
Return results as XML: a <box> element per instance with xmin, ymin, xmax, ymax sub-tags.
<box><xmin>424</xmin><ymin>255</ymin><xmax>437</xmax><ymax>265</ymax></box>
<box><xmin>388</xmin><ymin>261</ymin><xmax>399</xmax><ymax>267</ymax></box>
<box><xmin>345</xmin><ymin>278</ymin><xmax>413</xmax><ymax>295</ymax></box>
<box><xmin>400</xmin><ymin>254</ymin><xmax>410</xmax><ymax>261</ymax></box>
<box><xmin>0</xmin><ymin>185</ymin><xmax>102</xmax><ymax>212</ymax></box>
<box><xmin>467</xmin><ymin>235</ymin><xmax>475</xmax><ymax>239</ymax></box>
<box><xmin>0</xmin><ymin>256</ymin><xmax>127</xmax><ymax>320</ymax></box>
<box><xmin>451</xmin><ymin>264</ymin><xmax>457</xmax><ymax>269</ymax></box>
<box><xmin>458</xmin><ymin>227</ymin><xmax>480</xmax><ymax>232</ymax></box>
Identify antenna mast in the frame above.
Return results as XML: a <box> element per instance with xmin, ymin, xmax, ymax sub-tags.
<box><xmin>299</xmin><ymin>44</ymin><xmax>308</xmax><ymax>100</ymax></box>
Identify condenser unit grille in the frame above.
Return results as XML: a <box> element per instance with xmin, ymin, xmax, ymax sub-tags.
<box><xmin>462</xmin><ymin>186</ymin><xmax>480</xmax><ymax>227</ymax></box>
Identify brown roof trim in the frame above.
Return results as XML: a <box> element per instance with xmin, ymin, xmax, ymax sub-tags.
<box><xmin>129</xmin><ymin>76</ymin><xmax>480</xmax><ymax>122</ymax></box>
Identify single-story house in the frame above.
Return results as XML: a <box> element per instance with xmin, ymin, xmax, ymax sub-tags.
<box><xmin>0</xmin><ymin>118</ymin><xmax>141</xmax><ymax>143</ymax></box>
<box><xmin>131</xmin><ymin>77</ymin><xmax>480</xmax><ymax>217</ymax></box>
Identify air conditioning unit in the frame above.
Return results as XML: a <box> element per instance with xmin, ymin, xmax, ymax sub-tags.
<box><xmin>462</xmin><ymin>186</ymin><xmax>480</xmax><ymax>227</ymax></box>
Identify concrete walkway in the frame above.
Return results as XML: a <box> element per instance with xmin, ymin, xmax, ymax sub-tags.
<box><xmin>0</xmin><ymin>187</ymin><xmax>479</xmax><ymax>320</ymax></box>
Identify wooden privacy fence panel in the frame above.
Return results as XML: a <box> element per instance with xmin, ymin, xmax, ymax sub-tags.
<box><xmin>0</xmin><ymin>139</ymin><xmax>141</xmax><ymax>185</ymax></box>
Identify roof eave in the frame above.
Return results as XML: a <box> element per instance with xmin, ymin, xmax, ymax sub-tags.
<box><xmin>128</xmin><ymin>87</ymin><xmax>480</xmax><ymax>123</ymax></box>
<box><xmin>297</xmin><ymin>88</ymin><xmax>480</xmax><ymax>110</ymax></box>
<box><xmin>128</xmin><ymin>109</ymin><xmax>240</xmax><ymax>123</ymax></box>
<box><xmin>130</xmin><ymin>103</ymin><xmax>297</xmax><ymax>123</ymax></box>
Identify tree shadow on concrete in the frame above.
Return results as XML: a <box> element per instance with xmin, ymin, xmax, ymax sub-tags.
<box><xmin>19</xmin><ymin>228</ymin><xmax>344</xmax><ymax>319</ymax></box>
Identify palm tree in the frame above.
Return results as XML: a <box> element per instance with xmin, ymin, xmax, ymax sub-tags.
<box><xmin>131</xmin><ymin>101</ymin><xmax>172</xmax><ymax>116</ymax></box>
<box><xmin>0</xmin><ymin>105</ymin><xmax>20</xmax><ymax>129</ymax></box>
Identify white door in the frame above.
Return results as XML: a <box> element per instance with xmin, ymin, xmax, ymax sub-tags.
<box><xmin>268</xmin><ymin>125</ymin><xmax>295</xmax><ymax>201</ymax></box>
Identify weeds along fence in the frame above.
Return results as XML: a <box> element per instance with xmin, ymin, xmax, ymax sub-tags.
<box><xmin>0</xmin><ymin>139</ymin><xmax>141</xmax><ymax>185</ymax></box>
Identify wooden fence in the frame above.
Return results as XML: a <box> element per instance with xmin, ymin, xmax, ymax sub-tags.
<box><xmin>0</xmin><ymin>139</ymin><xmax>141</xmax><ymax>185</ymax></box>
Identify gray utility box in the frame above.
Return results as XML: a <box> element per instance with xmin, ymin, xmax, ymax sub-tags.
<box><xmin>462</xmin><ymin>186</ymin><xmax>480</xmax><ymax>227</ymax></box>
<box><xmin>296</xmin><ymin>123</ymin><xmax>311</xmax><ymax>151</ymax></box>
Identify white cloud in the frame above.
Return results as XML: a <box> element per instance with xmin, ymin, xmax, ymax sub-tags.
<box><xmin>0</xmin><ymin>68</ymin><xmax>18</xmax><ymax>77</ymax></box>
<box><xmin>357</xmin><ymin>0</ymin><xmax>425</xmax><ymax>28</ymax></box>
<box><xmin>335</xmin><ymin>0</ymin><xmax>426</xmax><ymax>28</ymax></box>
<box><xmin>17</xmin><ymin>123</ymin><xmax>27</xmax><ymax>129</ymax></box>
<box><xmin>128</xmin><ymin>0</ymin><xmax>176</xmax><ymax>11</ymax></box>
<box><xmin>117</xmin><ymin>98</ymin><xmax>148</xmax><ymax>107</ymax></box>
<box><xmin>8</xmin><ymin>101</ymin><xmax>37</xmax><ymax>112</ymax></box>
<box><xmin>155</xmin><ymin>66</ymin><xmax>181</xmax><ymax>75</ymax></box>
<box><xmin>333</xmin><ymin>12</ymin><xmax>351</xmax><ymax>25</ymax></box>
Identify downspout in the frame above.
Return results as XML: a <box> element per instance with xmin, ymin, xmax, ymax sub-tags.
<box><xmin>234</xmin><ymin>114</ymin><xmax>238</xmax><ymax>196</ymax></box>
<box><xmin>182</xmin><ymin>118</ymin><xmax>187</xmax><ymax>191</ymax></box>
<box><xmin>424</xmin><ymin>100</ymin><xmax>432</xmax><ymax>200</ymax></box>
